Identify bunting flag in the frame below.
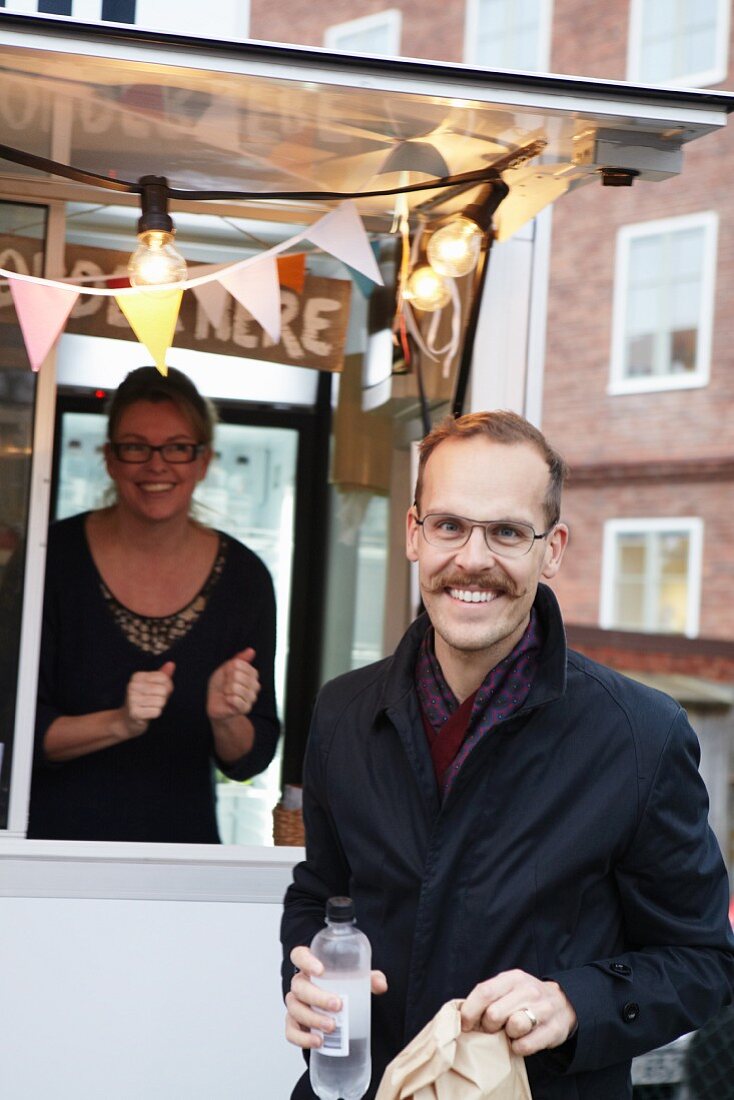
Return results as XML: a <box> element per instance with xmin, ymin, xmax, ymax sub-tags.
<box><xmin>304</xmin><ymin>202</ymin><xmax>383</xmax><ymax>286</ymax></box>
<box><xmin>115</xmin><ymin>288</ymin><xmax>184</xmax><ymax>375</ymax></box>
<box><xmin>348</xmin><ymin>241</ymin><xmax>383</xmax><ymax>298</ymax></box>
<box><xmin>219</xmin><ymin>255</ymin><xmax>281</xmax><ymax>343</ymax></box>
<box><xmin>190</xmin><ymin>278</ymin><xmax>229</xmax><ymax>330</ymax></box>
<box><xmin>0</xmin><ymin>202</ymin><xmax>382</xmax><ymax>371</ymax></box>
<box><xmin>9</xmin><ymin>279</ymin><xmax>81</xmax><ymax>371</ymax></box>
<box><xmin>277</xmin><ymin>253</ymin><xmax>307</xmax><ymax>294</ymax></box>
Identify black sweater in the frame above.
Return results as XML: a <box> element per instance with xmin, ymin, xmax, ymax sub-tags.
<box><xmin>29</xmin><ymin>513</ymin><xmax>279</xmax><ymax>842</ymax></box>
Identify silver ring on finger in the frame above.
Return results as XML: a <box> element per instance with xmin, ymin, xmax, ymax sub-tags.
<box><xmin>520</xmin><ymin>1006</ymin><xmax>538</xmax><ymax>1030</ymax></box>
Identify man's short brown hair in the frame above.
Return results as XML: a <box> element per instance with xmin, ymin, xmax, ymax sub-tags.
<box><xmin>414</xmin><ymin>411</ymin><xmax>568</xmax><ymax>527</ymax></box>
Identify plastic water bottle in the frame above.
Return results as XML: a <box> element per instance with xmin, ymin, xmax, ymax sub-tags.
<box><xmin>309</xmin><ymin>896</ymin><xmax>371</xmax><ymax>1100</ymax></box>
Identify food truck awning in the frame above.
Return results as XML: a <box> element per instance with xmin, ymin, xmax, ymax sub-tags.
<box><xmin>0</xmin><ymin>12</ymin><xmax>733</xmax><ymax>242</ymax></box>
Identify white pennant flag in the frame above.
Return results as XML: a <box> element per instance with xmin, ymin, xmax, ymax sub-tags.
<box><xmin>218</xmin><ymin>256</ymin><xmax>281</xmax><ymax>343</ymax></box>
<box><xmin>304</xmin><ymin>202</ymin><xmax>383</xmax><ymax>286</ymax></box>
<box><xmin>191</xmin><ymin>278</ymin><xmax>230</xmax><ymax>330</ymax></box>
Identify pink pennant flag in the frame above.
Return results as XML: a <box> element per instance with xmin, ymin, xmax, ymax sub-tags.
<box><xmin>9</xmin><ymin>278</ymin><xmax>81</xmax><ymax>371</ymax></box>
<box><xmin>219</xmin><ymin>256</ymin><xmax>281</xmax><ymax>343</ymax></box>
<box><xmin>304</xmin><ymin>202</ymin><xmax>383</xmax><ymax>286</ymax></box>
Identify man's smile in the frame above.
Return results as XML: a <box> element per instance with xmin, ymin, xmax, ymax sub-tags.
<box><xmin>447</xmin><ymin>588</ymin><xmax>501</xmax><ymax>603</ymax></box>
<box><xmin>427</xmin><ymin>570</ymin><xmax>518</xmax><ymax>603</ymax></box>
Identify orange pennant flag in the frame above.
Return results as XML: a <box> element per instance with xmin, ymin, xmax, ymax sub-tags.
<box><xmin>277</xmin><ymin>253</ymin><xmax>306</xmax><ymax>294</ymax></box>
<box><xmin>115</xmin><ymin>288</ymin><xmax>183</xmax><ymax>375</ymax></box>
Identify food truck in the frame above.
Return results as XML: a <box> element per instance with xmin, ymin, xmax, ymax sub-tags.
<box><xmin>0</xmin><ymin>11</ymin><xmax>731</xmax><ymax>1097</ymax></box>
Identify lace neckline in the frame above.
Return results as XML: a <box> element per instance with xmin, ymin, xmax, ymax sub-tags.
<box><xmin>97</xmin><ymin>535</ymin><xmax>228</xmax><ymax>656</ymax></box>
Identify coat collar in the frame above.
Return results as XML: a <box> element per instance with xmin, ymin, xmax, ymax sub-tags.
<box><xmin>377</xmin><ymin>583</ymin><xmax>568</xmax><ymax>719</ymax></box>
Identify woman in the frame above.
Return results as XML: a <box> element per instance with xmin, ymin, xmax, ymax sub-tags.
<box><xmin>28</xmin><ymin>366</ymin><xmax>279</xmax><ymax>842</ymax></box>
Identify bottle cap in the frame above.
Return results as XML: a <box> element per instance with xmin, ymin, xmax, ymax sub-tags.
<box><xmin>326</xmin><ymin>896</ymin><xmax>355</xmax><ymax>922</ymax></box>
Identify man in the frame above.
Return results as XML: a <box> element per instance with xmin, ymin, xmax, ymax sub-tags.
<box><xmin>281</xmin><ymin>411</ymin><xmax>734</xmax><ymax>1100</ymax></box>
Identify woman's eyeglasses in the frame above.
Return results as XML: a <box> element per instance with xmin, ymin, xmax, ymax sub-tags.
<box><xmin>110</xmin><ymin>442</ymin><xmax>204</xmax><ymax>464</ymax></box>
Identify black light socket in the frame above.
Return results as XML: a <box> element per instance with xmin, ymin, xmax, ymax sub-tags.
<box><xmin>137</xmin><ymin>175</ymin><xmax>174</xmax><ymax>234</ymax></box>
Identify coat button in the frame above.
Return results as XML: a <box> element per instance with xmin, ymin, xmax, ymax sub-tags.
<box><xmin>622</xmin><ymin>1002</ymin><xmax>640</xmax><ymax>1022</ymax></box>
<box><xmin>610</xmin><ymin>962</ymin><xmax>631</xmax><ymax>976</ymax></box>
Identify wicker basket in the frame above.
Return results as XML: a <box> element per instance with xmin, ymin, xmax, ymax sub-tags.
<box><xmin>273</xmin><ymin>802</ymin><xmax>306</xmax><ymax>847</ymax></box>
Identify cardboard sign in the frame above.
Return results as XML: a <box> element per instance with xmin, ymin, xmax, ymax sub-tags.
<box><xmin>0</xmin><ymin>236</ymin><xmax>352</xmax><ymax>372</ymax></box>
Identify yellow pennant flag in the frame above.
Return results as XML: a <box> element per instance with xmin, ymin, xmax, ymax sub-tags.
<box><xmin>115</xmin><ymin>288</ymin><xmax>184</xmax><ymax>375</ymax></box>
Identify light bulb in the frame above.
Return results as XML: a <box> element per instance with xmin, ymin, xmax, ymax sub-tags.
<box><xmin>404</xmin><ymin>265</ymin><xmax>451</xmax><ymax>312</ymax></box>
<box><xmin>128</xmin><ymin>229</ymin><xmax>187</xmax><ymax>287</ymax></box>
<box><xmin>426</xmin><ymin>216</ymin><xmax>483</xmax><ymax>278</ymax></box>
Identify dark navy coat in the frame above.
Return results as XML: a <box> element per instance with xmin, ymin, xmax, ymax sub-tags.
<box><xmin>282</xmin><ymin>584</ymin><xmax>734</xmax><ymax>1099</ymax></box>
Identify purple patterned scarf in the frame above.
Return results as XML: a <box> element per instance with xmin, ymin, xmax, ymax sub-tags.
<box><xmin>415</xmin><ymin>609</ymin><xmax>542</xmax><ymax>797</ymax></box>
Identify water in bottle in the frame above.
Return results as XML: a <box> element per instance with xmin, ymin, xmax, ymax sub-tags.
<box><xmin>309</xmin><ymin>896</ymin><xmax>371</xmax><ymax>1100</ymax></box>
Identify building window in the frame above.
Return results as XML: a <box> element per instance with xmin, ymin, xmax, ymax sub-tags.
<box><xmin>101</xmin><ymin>0</ymin><xmax>135</xmax><ymax>21</ymax></box>
<box><xmin>601</xmin><ymin>518</ymin><xmax>703</xmax><ymax>637</ymax></box>
<box><xmin>324</xmin><ymin>10</ymin><xmax>401</xmax><ymax>56</ymax></box>
<box><xmin>38</xmin><ymin>0</ymin><xmax>72</xmax><ymax>13</ymax></box>
<box><xmin>464</xmin><ymin>0</ymin><xmax>552</xmax><ymax>71</ymax></box>
<box><xmin>609</xmin><ymin>212</ymin><xmax>717</xmax><ymax>395</ymax></box>
<box><xmin>628</xmin><ymin>0</ymin><xmax>730</xmax><ymax>87</ymax></box>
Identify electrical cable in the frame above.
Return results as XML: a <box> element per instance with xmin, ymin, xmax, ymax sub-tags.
<box><xmin>0</xmin><ymin>141</ymin><xmax>501</xmax><ymax>204</ymax></box>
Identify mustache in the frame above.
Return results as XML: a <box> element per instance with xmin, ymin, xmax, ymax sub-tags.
<box><xmin>425</xmin><ymin>570</ymin><xmax>518</xmax><ymax>597</ymax></box>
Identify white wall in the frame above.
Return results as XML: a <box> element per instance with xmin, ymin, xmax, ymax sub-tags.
<box><xmin>0</xmin><ymin>895</ymin><xmax>303</xmax><ymax>1099</ymax></box>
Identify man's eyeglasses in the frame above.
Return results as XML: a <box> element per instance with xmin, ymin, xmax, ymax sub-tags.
<box><xmin>415</xmin><ymin>514</ymin><xmax>552</xmax><ymax>558</ymax></box>
<box><xmin>110</xmin><ymin>442</ymin><xmax>205</xmax><ymax>464</ymax></box>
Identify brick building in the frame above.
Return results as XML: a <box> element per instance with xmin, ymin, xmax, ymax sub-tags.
<box><xmin>246</xmin><ymin>0</ymin><xmax>734</xmax><ymax>862</ymax></box>
<box><xmin>542</xmin><ymin>0</ymin><xmax>734</xmax><ymax>870</ymax></box>
<box><xmin>245</xmin><ymin>0</ymin><xmax>732</xmax><ymax>633</ymax></box>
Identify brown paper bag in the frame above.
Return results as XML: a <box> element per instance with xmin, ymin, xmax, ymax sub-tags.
<box><xmin>375</xmin><ymin>999</ymin><xmax>533</xmax><ymax>1100</ymax></box>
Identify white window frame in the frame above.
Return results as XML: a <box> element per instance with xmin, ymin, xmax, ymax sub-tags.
<box><xmin>324</xmin><ymin>9</ymin><xmax>402</xmax><ymax>56</ymax></box>
<box><xmin>464</xmin><ymin>0</ymin><xmax>553</xmax><ymax>71</ymax></box>
<box><xmin>600</xmin><ymin>517</ymin><xmax>704</xmax><ymax>638</ymax></box>
<box><xmin>627</xmin><ymin>0</ymin><xmax>730</xmax><ymax>88</ymax></box>
<box><xmin>609</xmin><ymin>211</ymin><xmax>718</xmax><ymax>396</ymax></box>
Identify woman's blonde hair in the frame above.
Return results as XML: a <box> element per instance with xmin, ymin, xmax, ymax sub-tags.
<box><xmin>106</xmin><ymin>366</ymin><xmax>217</xmax><ymax>446</ymax></box>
